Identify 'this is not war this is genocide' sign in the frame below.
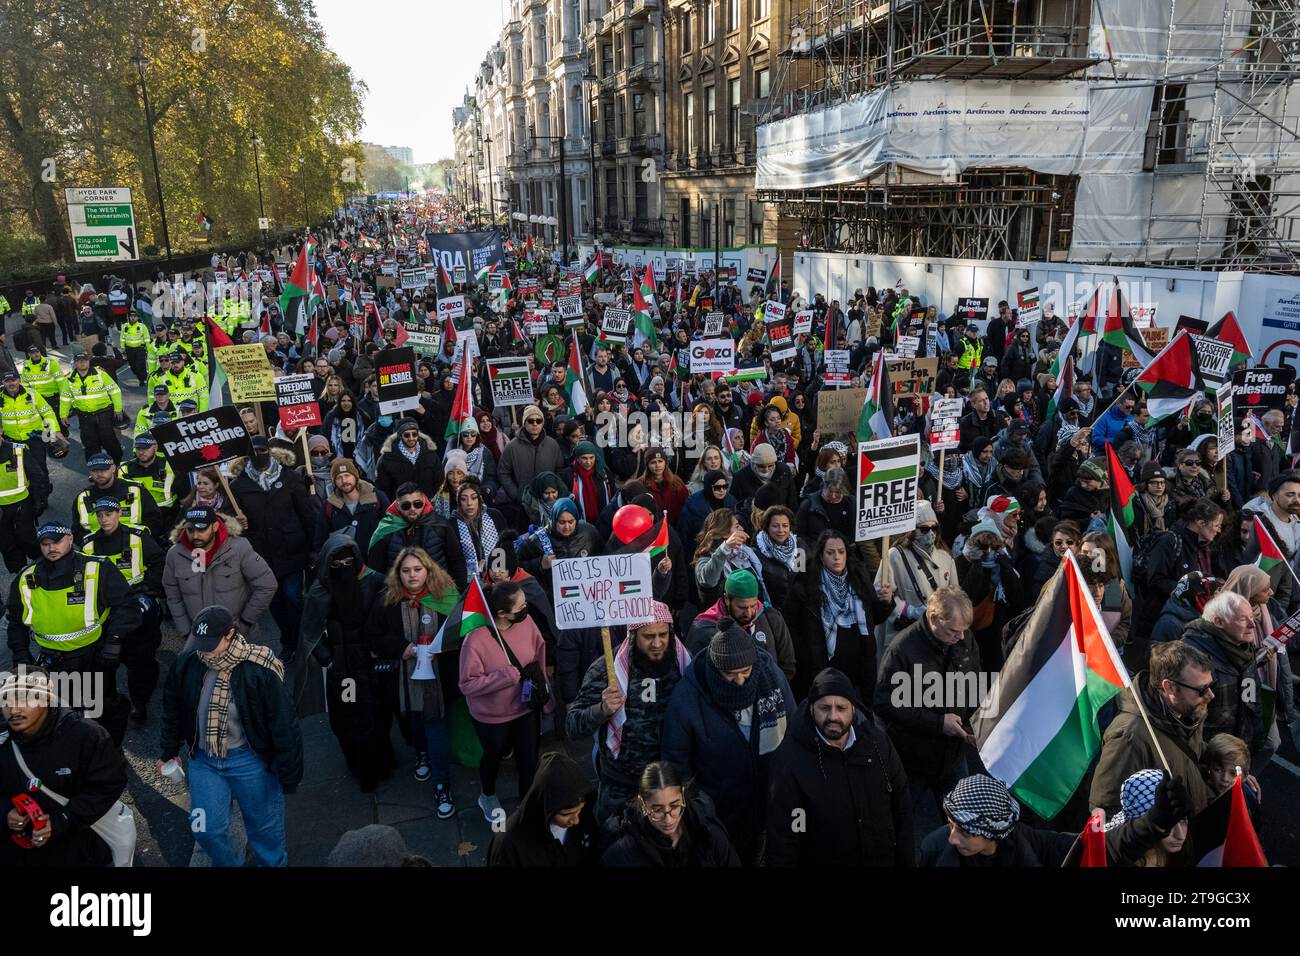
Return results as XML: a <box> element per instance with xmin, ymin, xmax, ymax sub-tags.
<box><xmin>552</xmin><ymin>553</ymin><xmax>656</xmax><ymax>630</ymax></box>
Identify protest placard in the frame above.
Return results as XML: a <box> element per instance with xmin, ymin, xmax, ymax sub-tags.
<box><xmin>955</xmin><ymin>298</ymin><xmax>989</xmax><ymax>321</ymax></box>
<box><xmin>793</xmin><ymin>310</ymin><xmax>814</xmax><ymax>336</ymax></box>
<box><xmin>817</xmin><ymin>387</ymin><xmax>866</xmax><ymax>433</ymax></box>
<box><xmin>1017</xmin><ymin>287</ymin><xmax>1042</xmax><ymax>324</ymax></box>
<box><xmin>275</xmin><ymin>373</ymin><xmax>324</xmax><ymax>430</ymax></box>
<box><xmin>436</xmin><ymin>295</ymin><xmax>466</xmax><ymax>322</ymax></box>
<box><xmin>214</xmin><ymin>345</ymin><xmax>275</xmax><ymax>403</ymax></box>
<box><xmin>399</xmin><ymin>267</ymin><xmax>427</xmax><ymax>290</ymax></box>
<box><xmin>558</xmin><ymin>294</ymin><xmax>583</xmax><ymax>320</ymax></box>
<box><xmin>487</xmin><ymin>356</ymin><xmax>535</xmax><ymax>408</ymax></box>
<box><xmin>376</xmin><ymin>347</ymin><xmax>420</xmax><ymax>415</ymax></box>
<box><xmin>894</xmin><ymin>335</ymin><xmax>920</xmax><ymax>358</ymax></box>
<box><xmin>703</xmin><ymin>312</ymin><xmax>725</xmax><ymax>336</ymax></box>
<box><xmin>886</xmin><ymin>357</ymin><xmax>938</xmax><ymax>398</ymax></box>
<box><xmin>600</xmin><ymin>308</ymin><xmax>632</xmax><ymax>344</ymax></box>
<box><xmin>552</xmin><ymin>553</ymin><xmax>656</xmax><ymax>630</ymax></box>
<box><xmin>151</xmin><ymin>406</ymin><xmax>254</xmax><ymax>474</ymax></box>
<box><xmin>856</xmin><ymin>434</ymin><xmax>920</xmax><ymax>542</ymax></box>
<box><xmin>1216</xmin><ymin>382</ymin><xmax>1235</xmax><ymax>456</ymax></box>
<box><xmin>1191</xmin><ymin>335</ymin><xmax>1234</xmax><ymax>387</ymax></box>
<box><xmin>453</xmin><ymin>265</ymin><xmax>467</xmax><ymax>285</ymax></box>
<box><xmin>930</xmin><ymin>396</ymin><xmax>964</xmax><ymax>451</ymax></box>
<box><xmin>1233</xmin><ymin>366</ymin><xmax>1296</xmax><ymax>415</ymax></box>
<box><xmin>765</xmin><ymin>307</ymin><xmax>796</xmax><ymax>362</ymax></box>
<box><xmin>689</xmin><ymin>339</ymin><xmax>736</xmax><ymax>374</ymax></box>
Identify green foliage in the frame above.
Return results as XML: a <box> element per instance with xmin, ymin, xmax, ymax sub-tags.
<box><xmin>0</xmin><ymin>0</ymin><xmax>367</xmax><ymax>272</ymax></box>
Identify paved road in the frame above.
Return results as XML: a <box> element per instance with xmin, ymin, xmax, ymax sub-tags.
<box><xmin>1</xmin><ymin>345</ymin><xmax>1297</xmax><ymax>865</ymax></box>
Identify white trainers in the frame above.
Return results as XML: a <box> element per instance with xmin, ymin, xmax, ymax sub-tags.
<box><xmin>477</xmin><ymin>792</ymin><xmax>503</xmax><ymax>825</ymax></box>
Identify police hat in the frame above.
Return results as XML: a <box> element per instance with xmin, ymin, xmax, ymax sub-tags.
<box><xmin>36</xmin><ymin>523</ymin><xmax>72</xmax><ymax>542</ymax></box>
<box><xmin>86</xmin><ymin>453</ymin><xmax>115</xmax><ymax>471</ymax></box>
<box><xmin>153</xmin><ymin>384</ymin><xmax>170</xmax><ymax>395</ymax></box>
<box><xmin>134</xmin><ymin>434</ymin><xmax>158</xmax><ymax>448</ymax></box>
<box><xmin>92</xmin><ymin>497</ymin><xmax>121</xmax><ymax>513</ymax></box>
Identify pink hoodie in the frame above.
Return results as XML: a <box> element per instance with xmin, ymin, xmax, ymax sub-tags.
<box><xmin>458</xmin><ymin>616</ymin><xmax>549</xmax><ymax>724</ymax></box>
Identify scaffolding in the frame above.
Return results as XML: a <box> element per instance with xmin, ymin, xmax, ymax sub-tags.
<box><xmin>760</xmin><ymin>0</ymin><xmax>1098</xmax><ymax>261</ymax></box>
<box><xmin>1145</xmin><ymin>1</ymin><xmax>1300</xmax><ymax>270</ymax></box>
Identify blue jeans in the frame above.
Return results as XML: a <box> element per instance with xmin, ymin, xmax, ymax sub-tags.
<box><xmin>269</xmin><ymin>571</ymin><xmax>304</xmax><ymax>656</ymax></box>
<box><xmin>409</xmin><ymin>710</ymin><xmax>451</xmax><ymax>788</ymax></box>
<box><xmin>188</xmin><ymin>746</ymin><xmax>287</xmax><ymax>867</ymax></box>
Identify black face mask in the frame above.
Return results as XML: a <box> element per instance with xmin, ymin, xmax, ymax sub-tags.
<box><xmin>252</xmin><ymin>451</ymin><xmax>271</xmax><ymax>468</ymax></box>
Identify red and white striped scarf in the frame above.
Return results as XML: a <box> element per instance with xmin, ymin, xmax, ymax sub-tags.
<box><xmin>606</xmin><ymin>636</ymin><xmax>689</xmax><ymax>759</ymax></box>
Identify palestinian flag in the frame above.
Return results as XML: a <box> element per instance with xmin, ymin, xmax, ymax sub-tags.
<box><xmin>973</xmin><ymin>550</ymin><xmax>1130</xmax><ymax>820</ymax></box>
<box><xmin>1105</xmin><ymin>441</ymin><xmax>1135</xmax><ymax>584</ymax></box>
<box><xmin>1046</xmin><ymin>354</ymin><xmax>1075</xmax><ymax>422</ymax></box>
<box><xmin>511</xmin><ymin>318</ymin><xmax>529</xmax><ymax>343</ymax></box>
<box><xmin>1049</xmin><ymin>313</ymin><xmax>1083</xmax><ymax>380</ymax></box>
<box><xmin>475</xmin><ymin>260</ymin><xmax>501</xmax><ymax>284</ymax></box>
<box><xmin>612</xmin><ymin>508</ymin><xmax>670</xmax><ymax>559</ymax></box>
<box><xmin>583</xmin><ymin>253</ymin><xmax>601</xmax><ymax>285</ymax></box>
<box><xmin>1205</xmin><ymin>311</ymin><xmax>1252</xmax><ymax>370</ymax></box>
<box><xmin>1252</xmin><ymin>515</ymin><xmax>1287</xmax><ymax>577</ymax></box>
<box><xmin>721</xmin><ymin>425</ymin><xmax>745</xmax><ymax>472</ymax></box>
<box><xmin>444</xmin><ymin>345</ymin><xmax>475</xmax><ymax>446</ymax></box>
<box><xmin>716</xmin><ymin>358</ymin><xmax>767</xmax><ymax>384</ymax></box>
<box><xmin>1081</xmin><ymin>282</ymin><xmax>1154</xmax><ymax>366</ymax></box>
<box><xmin>524</xmin><ymin>235</ymin><xmax>534</xmax><ymax>263</ymax></box>
<box><xmin>278</xmin><ymin>239</ymin><xmax>315</xmax><ymax>328</ymax></box>
<box><xmin>1190</xmin><ymin>774</ymin><xmax>1267</xmax><ymax>867</ymax></box>
<box><xmin>1135</xmin><ymin>331</ymin><xmax>1204</xmax><ymax>424</ymax></box>
<box><xmin>633</xmin><ymin>264</ymin><xmax>657</xmax><ymax>348</ymax></box>
<box><xmin>856</xmin><ymin>350</ymin><xmax>894</xmax><ymax>443</ymax></box>
<box><xmin>765</xmin><ymin>256</ymin><xmax>781</xmax><ymax>298</ymax></box>
<box><xmin>430</xmin><ymin>576</ymin><xmax>493</xmax><ymax>653</ymax></box>
<box><xmin>1062</xmin><ymin>809</ymin><xmax>1109</xmax><ymax>867</ymax></box>
<box><xmin>205</xmin><ymin>317</ymin><xmax>234</xmax><ymax>409</ymax></box>
<box><xmin>1247</xmin><ymin>412</ymin><xmax>1271</xmax><ymax>443</ymax></box>
<box><xmin>856</xmin><ymin>434</ymin><xmax>920</xmax><ymax>490</ymax></box>
<box><xmin>565</xmin><ymin>330</ymin><xmax>589</xmax><ymax>416</ymax></box>
<box><xmin>435</xmin><ymin>261</ymin><xmax>455</xmax><ymax>297</ymax></box>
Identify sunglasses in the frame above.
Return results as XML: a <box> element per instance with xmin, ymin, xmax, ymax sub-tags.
<box><xmin>1172</xmin><ymin>678</ymin><xmax>1214</xmax><ymax>698</ymax></box>
<box><xmin>525</xmin><ymin>418</ymin><xmax>543</xmax><ymax>425</ymax></box>
<box><xmin>712</xmin><ymin>482</ymin><xmax>729</xmax><ymax>491</ymax></box>
<box><xmin>402</xmin><ymin>431</ymin><xmax>419</xmax><ymax>438</ymax></box>
<box><xmin>310</xmin><ymin>451</ymin><xmax>330</xmax><ymax>458</ymax></box>
<box><xmin>397</xmin><ymin>500</ymin><xmax>424</xmax><ymax>511</ymax></box>
<box><xmin>917</xmin><ymin>525</ymin><xmax>938</xmax><ymax>533</ymax></box>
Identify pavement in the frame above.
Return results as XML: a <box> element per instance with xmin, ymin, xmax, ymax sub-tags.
<box><xmin>2</xmin><ymin>341</ymin><xmax>1298</xmax><ymax>866</ymax></box>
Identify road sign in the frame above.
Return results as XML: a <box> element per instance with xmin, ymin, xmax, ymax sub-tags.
<box><xmin>65</xmin><ymin>187</ymin><xmax>138</xmax><ymax>262</ymax></box>
<box><xmin>258</xmin><ymin>217</ymin><xmax>270</xmax><ymax>231</ymax></box>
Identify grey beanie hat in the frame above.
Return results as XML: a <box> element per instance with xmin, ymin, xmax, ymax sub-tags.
<box><xmin>708</xmin><ymin>616</ymin><xmax>757</xmax><ymax>672</ymax></box>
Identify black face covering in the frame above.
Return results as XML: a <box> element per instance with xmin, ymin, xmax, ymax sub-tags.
<box><xmin>252</xmin><ymin>451</ymin><xmax>271</xmax><ymax>469</ymax></box>
<box><xmin>703</xmin><ymin>469</ymin><xmax>729</xmax><ymax>506</ymax></box>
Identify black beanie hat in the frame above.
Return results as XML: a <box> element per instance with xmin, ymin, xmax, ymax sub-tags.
<box><xmin>708</xmin><ymin>615</ymin><xmax>756</xmax><ymax>672</ymax></box>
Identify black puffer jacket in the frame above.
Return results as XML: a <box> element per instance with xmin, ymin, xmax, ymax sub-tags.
<box><xmin>0</xmin><ymin>709</ymin><xmax>126</xmax><ymax>867</ymax></box>
<box><xmin>160</xmin><ymin>647</ymin><xmax>304</xmax><ymax>789</ymax></box>
<box><xmin>375</xmin><ymin>431</ymin><xmax>444</xmax><ymax>500</ymax></box>
<box><xmin>229</xmin><ymin>449</ymin><xmax>316</xmax><ymax>577</ymax></box>
<box><xmin>766</xmin><ymin>670</ymin><xmax>913</xmax><ymax>866</ymax></box>
<box><xmin>1180</xmin><ymin>618</ymin><xmax>1264</xmax><ymax>747</ymax></box>
<box><xmin>600</xmin><ymin>791</ymin><xmax>740</xmax><ymax>867</ymax></box>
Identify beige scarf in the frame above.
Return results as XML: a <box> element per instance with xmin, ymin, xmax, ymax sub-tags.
<box><xmin>200</xmin><ymin>634</ymin><xmax>284</xmax><ymax>758</ymax></box>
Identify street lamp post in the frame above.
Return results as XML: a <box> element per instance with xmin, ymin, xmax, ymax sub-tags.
<box><xmin>530</xmin><ymin>115</ymin><xmax>571</xmax><ymax>266</ymax></box>
<box><xmin>583</xmin><ymin>58</ymin><xmax>599</xmax><ymax>242</ymax></box>
<box><xmin>251</xmin><ymin>133</ymin><xmax>266</xmax><ymax>222</ymax></box>
<box><xmin>132</xmin><ymin>53</ymin><xmax>172</xmax><ymax>262</ymax></box>
<box><xmin>485</xmin><ymin>132</ymin><xmax>497</xmax><ymax>229</ymax></box>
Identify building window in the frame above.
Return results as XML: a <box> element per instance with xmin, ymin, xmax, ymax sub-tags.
<box><xmin>615</xmin><ymin>33</ymin><xmax>623</xmax><ymax>71</ymax></box>
<box><xmin>729</xmin><ymin>77</ymin><xmax>741</xmax><ymax>150</ymax></box>
<box><xmin>635</xmin><ymin>178</ymin><xmax>648</xmax><ymax>219</ymax></box>
<box><xmin>616</xmin><ymin>94</ymin><xmax>626</xmax><ymax>138</ymax></box>
<box><xmin>603</xmin><ymin>100</ymin><xmax>614</xmax><ymax>141</ymax></box>
<box><xmin>681</xmin><ymin>11</ymin><xmax>692</xmax><ymax>54</ymax></box>
<box><xmin>601</xmin><ymin>43</ymin><xmax>613</xmax><ymax>77</ymax></box>
<box><xmin>685</xmin><ymin>91</ymin><xmax>695</xmax><ymax>154</ymax></box>
<box><xmin>756</xmin><ymin>0</ymin><xmax>769</xmax><ymax>19</ymax></box>
<box><xmin>729</xmin><ymin>0</ymin><xmax>739</xmax><ymax>32</ymax></box>
<box><xmin>704</xmin><ymin>86</ymin><xmax>716</xmax><ymax>152</ymax></box>
<box><xmin>724</xmin><ymin>198</ymin><xmax>735</xmax><ymax>245</ymax></box>
<box><xmin>755</xmin><ymin>67</ymin><xmax>769</xmax><ymax>98</ymax></box>
<box><xmin>633</xmin><ymin>93</ymin><xmax>647</xmax><ymax>136</ymax></box>
<box><xmin>680</xmin><ymin>197</ymin><xmax>691</xmax><ymax>247</ymax></box>
<box><xmin>605</xmin><ymin>168</ymin><xmax>618</xmax><ymax>218</ymax></box>
<box><xmin>631</xmin><ymin>26</ymin><xmax>645</xmax><ymax>65</ymax></box>
<box><xmin>705</xmin><ymin>1</ymin><xmax>715</xmax><ymax>43</ymax></box>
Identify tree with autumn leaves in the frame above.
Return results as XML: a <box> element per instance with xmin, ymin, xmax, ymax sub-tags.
<box><xmin>0</xmin><ymin>0</ymin><xmax>368</xmax><ymax>273</ymax></box>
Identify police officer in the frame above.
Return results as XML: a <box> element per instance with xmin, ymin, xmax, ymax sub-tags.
<box><xmin>135</xmin><ymin>383</ymin><xmax>177</xmax><ymax>436</ymax></box>
<box><xmin>0</xmin><ymin>369</ymin><xmax>60</xmax><ymax>513</ymax></box>
<box><xmin>152</xmin><ymin>352</ymin><xmax>207</xmax><ymax>411</ymax></box>
<box><xmin>0</xmin><ymin>435</ymin><xmax>38</xmax><ymax>572</ymax></box>
<box><xmin>73</xmin><ymin>452</ymin><xmax>160</xmax><ymax>543</ymax></box>
<box><xmin>146</xmin><ymin>324</ymin><xmax>171</xmax><ymax>378</ymax></box>
<box><xmin>119</xmin><ymin>433</ymin><xmax>177</xmax><ymax>531</ymax></box>
<box><xmin>81</xmin><ymin>497</ymin><xmax>165</xmax><ymax>724</ymax></box>
<box><xmin>20</xmin><ymin>344</ymin><xmax>65</xmax><ymax>437</ymax></box>
<box><xmin>6</xmin><ymin>523</ymin><xmax>140</xmax><ymax>746</ymax></box>
<box><xmin>118</xmin><ymin>308</ymin><xmax>151</xmax><ymax>386</ymax></box>
<box><xmin>60</xmin><ymin>350</ymin><xmax>124</xmax><ymax>462</ymax></box>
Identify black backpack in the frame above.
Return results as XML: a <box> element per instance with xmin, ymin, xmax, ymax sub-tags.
<box><xmin>1132</xmin><ymin>528</ymin><xmax>1180</xmax><ymax>594</ymax></box>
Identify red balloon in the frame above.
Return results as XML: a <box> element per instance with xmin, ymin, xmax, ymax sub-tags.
<box><xmin>612</xmin><ymin>504</ymin><xmax>653</xmax><ymax>544</ymax></box>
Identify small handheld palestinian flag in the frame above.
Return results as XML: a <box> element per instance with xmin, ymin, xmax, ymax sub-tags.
<box><xmin>444</xmin><ymin>344</ymin><xmax>475</xmax><ymax>447</ymax></box>
<box><xmin>1251</xmin><ymin>515</ymin><xmax>1292</xmax><ymax>587</ymax></box>
<box><xmin>564</xmin><ymin>330</ymin><xmax>589</xmax><ymax>416</ymax></box>
<box><xmin>856</xmin><ymin>350</ymin><xmax>894</xmax><ymax>442</ymax></box>
<box><xmin>583</xmin><ymin>253</ymin><xmax>601</xmax><ymax>286</ymax></box>
<box><xmin>1046</xmin><ymin>354</ymin><xmax>1075</xmax><ymax>422</ymax></box>
<box><xmin>765</xmin><ymin>256</ymin><xmax>781</xmax><ymax>299</ymax></box>
<box><xmin>430</xmin><ymin>576</ymin><xmax>494</xmax><ymax>653</ymax></box>
<box><xmin>974</xmin><ymin>550</ymin><xmax>1130</xmax><ymax>820</ymax></box>
<box><xmin>475</xmin><ymin>260</ymin><xmax>502</xmax><ymax>284</ymax></box>
<box><xmin>1062</xmin><ymin>809</ymin><xmax>1108</xmax><ymax>867</ymax></box>
<box><xmin>1105</xmin><ymin>441</ymin><xmax>1135</xmax><ymax>584</ymax></box>
<box><xmin>1190</xmin><ymin>773</ymin><xmax>1267</xmax><ymax>867</ymax></box>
